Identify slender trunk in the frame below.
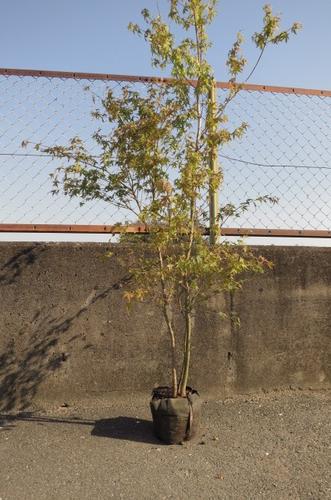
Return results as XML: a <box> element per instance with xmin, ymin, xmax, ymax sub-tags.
<box><xmin>158</xmin><ymin>247</ymin><xmax>177</xmax><ymax>397</ymax></box>
<box><xmin>178</xmin><ymin>294</ymin><xmax>193</xmax><ymax>397</ymax></box>
<box><xmin>162</xmin><ymin>303</ymin><xmax>178</xmax><ymax>398</ymax></box>
<box><xmin>177</xmin><ymin>6</ymin><xmax>202</xmax><ymax>398</ymax></box>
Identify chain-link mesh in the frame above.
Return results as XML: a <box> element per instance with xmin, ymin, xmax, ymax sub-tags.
<box><xmin>0</xmin><ymin>71</ymin><xmax>330</xmax><ymax>232</ymax></box>
<box><xmin>218</xmin><ymin>88</ymin><xmax>331</xmax><ymax>230</ymax></box>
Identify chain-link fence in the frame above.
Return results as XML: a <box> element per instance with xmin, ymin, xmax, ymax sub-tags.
<box><xmin>0</xmin><ymin>68</ymin><xmax>330</xmax><ymax>237</ymax></box>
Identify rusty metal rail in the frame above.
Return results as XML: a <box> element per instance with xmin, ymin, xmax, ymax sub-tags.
<box><xmin>1</xmin><ymin>67</ymin><xmax>330</xmax><ymax>97</ymax></box>
<box><xmin>1</xmin><ymin>224</ymin><xmax>330</xmax><ymax>238</ymax></box>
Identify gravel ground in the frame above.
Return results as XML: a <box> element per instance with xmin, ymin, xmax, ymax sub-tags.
<box><xmin>0</xmin><ymin>389</ymin><xmax>330</xmax><ymax>500</ymax></box>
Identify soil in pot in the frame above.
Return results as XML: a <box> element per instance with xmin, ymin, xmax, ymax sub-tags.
<box><xmin>150</xmin><ymin>386</ymin><xmax>201</xmax><ymax>445</ymax></box>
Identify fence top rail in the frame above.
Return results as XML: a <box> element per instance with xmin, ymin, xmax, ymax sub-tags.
<box><xmin>0</xmin><ymin>224</ymin><xmax>330</xmax><ymax>238</ymax></box>
<box><xmin>1</xmin><ymin>67</ymin><xmax>330</xmax><ymax>97</ymax></box>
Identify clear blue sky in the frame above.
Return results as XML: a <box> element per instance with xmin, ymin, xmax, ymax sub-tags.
<box><xmin>1</xmin><ymin>0</ymin><xmax>330</xmax><ymax>89</ymax></box>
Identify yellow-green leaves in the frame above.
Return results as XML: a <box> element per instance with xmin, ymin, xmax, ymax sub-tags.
<box><xmin>253</xmin><ymin>4</ymin><xmax>302</xmax><ymax>50</ymax></box>
<box><xmin>131</xmin><ymin>0</ymin><xmax>216</xmax><ymax>82</ymax></box>
<box><xmin>291</xmin><ymin>22</ymin><xmax>302</xmax><ymax>35</ymax></box>
<box><xmin>169</xmin><ymin>0</ymin><xmax>217</xmax><ymax>31</ymax></box>
<box><xmin>226</xmin><ymin>32</ymin><xmax>247</xmax><ymax>78</ymax></box>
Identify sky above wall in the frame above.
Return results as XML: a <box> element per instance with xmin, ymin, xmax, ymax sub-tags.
<box><xmin>1</xmin><ymin>0</ymin><xmax>330</xmax><ymax>90</ymax></box>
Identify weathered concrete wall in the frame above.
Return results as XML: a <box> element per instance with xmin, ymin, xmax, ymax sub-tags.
<box><xmin>0</xmin><ymin>243</ymin><xmax>330</xmax><ymax>410</ymax></box>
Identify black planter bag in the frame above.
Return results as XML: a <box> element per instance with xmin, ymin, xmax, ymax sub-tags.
<box><xmin>150</xmin><ymin>387</ymin><xmax>201</xmax><ymax>444</ymax></box>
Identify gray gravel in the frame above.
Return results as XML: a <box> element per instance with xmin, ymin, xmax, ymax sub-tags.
<box><xmin>0</xmin><ymin>389</ymin><xmax>330</xmax><ymax>500</ymax></box>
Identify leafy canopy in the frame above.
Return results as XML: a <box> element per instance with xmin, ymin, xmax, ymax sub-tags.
<box><xmin>25</xmin><ymin>1</ymin><xmax>301</xmax><ymax>395</ymax></box>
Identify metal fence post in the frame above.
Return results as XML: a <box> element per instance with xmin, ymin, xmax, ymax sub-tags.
<box><xmin>209</xmin><ymin>81</ymin><xmax>220</xmax><ymax>245</ymax></box>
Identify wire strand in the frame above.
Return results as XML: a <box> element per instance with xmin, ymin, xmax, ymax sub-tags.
<box><xmin>1</xmin><ymin>152</ymin><xmax>330</xmax><ymax>170</ymax></box>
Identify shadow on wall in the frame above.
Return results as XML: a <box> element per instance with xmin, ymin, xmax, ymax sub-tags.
<box><xmin>0</xmin><ymin>246</ymin><xmax>131</xmax><ymax>412</ymax></box>
<box><xmin>0</xmin><ymin>245</ymin><xmax>45</xmax><ymax>285</ymax></box>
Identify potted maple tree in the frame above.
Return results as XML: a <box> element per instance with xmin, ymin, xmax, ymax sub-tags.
<box><xmin>34</xmin><ymin>1</ymin><xmax>300</xmax><ymax>444</ymax></box>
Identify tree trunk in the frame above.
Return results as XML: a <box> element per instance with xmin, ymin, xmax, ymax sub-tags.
<box><xmin>178</xmin><ymin>304</ymin><xmax>192</xmax><ymax>397</ymax></box>
<box><xmin>158</xmin><ymin>248</ymin><xmax>177</xmax><ymax>398</ymax></box>
<box><xmin>162</xmin><ymin>303</ymin><xmax>178</xmax><ymax>398</ymax></box>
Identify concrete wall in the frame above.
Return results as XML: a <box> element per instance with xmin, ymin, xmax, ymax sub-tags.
<box><xmin>0</xmin><ymin>243</ymin><xmax>330</xmax><ymax>410</ymax></box>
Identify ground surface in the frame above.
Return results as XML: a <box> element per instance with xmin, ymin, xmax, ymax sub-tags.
<box><xmin>0</xmin><ymin>390</ymin><xmax>330</xmax><ymax>500</ymax></box>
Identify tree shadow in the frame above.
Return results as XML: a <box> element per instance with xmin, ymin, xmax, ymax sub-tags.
<box><xmin>0</xmin><ymin>412</ymin><xmax>95</xmax><ymax>428</ymax></box>
<box><xmin>0</xmin><ymin>412</ymin><xmax>159</xmax><ymax>444</ymax></box>
<box><xmin>0</xmin><ymin>245</ymin><xmax>46</xmax><ymax>285</ymax></box>
<box><xmin>0</xmin><ymin>245</ymin><xmax>132</xmax><ymax>412</ymax></box>
<box><xmin>91</xmin><ymin>416</ymin><xmax>161</xmax><ymax>444</ymax></box>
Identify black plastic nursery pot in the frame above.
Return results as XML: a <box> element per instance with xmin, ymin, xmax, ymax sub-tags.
<box><xmin>150</xmin><ymin>386</ymin><xmax>201</xmax><ymax>445</ymax></box>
